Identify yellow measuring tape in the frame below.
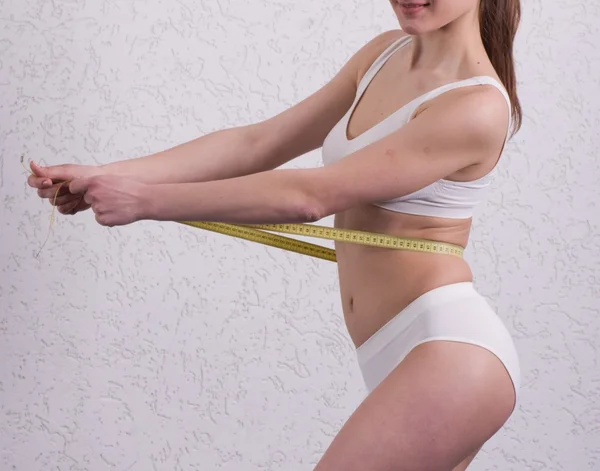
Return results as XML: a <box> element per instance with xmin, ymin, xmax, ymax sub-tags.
<box><xmin>179</xmin><ymin>221</ymin><xmax>465</xmax><ymax>263</ymax></box>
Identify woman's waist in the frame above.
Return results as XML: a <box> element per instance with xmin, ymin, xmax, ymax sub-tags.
<box><xmin>333</xmin><ymin>204</ymin><xmax>473</xmax><ymax>250</ymax></box>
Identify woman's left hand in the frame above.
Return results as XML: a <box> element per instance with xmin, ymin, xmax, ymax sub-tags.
<box><xmin>69</xmin><ymin>175</ymin><xmax>152</xmax><ymax>227</ymax></box>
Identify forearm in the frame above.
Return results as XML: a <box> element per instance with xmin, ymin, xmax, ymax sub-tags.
<box><xmin>144</xmin><ymin>169</ymin><xmax>322</xmax><ymax>225</ymax></box>
<box><xmin>102</xmin><ymin>125</ymin><xmax>270</xmax><ymax>185</ymax></box>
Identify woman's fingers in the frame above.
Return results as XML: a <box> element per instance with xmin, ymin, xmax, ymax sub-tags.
<box><xmin>28</xmin><ymin>161</ymin><xmax>76</xmax><ymax>187</ymax></box>
<box><xmin>58</xmin><ymin>199</ymin><xmax>91</xmax><ymax>215</ymax></box>
<box><xmin>57</xmin><ymin>201</ymin><xmax>79</xmax><ymax>214</ymax></box>
<box><xmin>37</xmin><ymin>183</ymin><xmax>72</xmax><ymax>199</ymax></box>
<box><xmin>27</xmin><ymin>174</ymin><xmax>53</xmax><ymax>189</ymax></box>
<box><xmin>49</xmin><ymin>192</ymin><xmax>81</xmax><ymax>207</ymax></box>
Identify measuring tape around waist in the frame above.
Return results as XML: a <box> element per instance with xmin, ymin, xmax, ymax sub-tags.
<box><xmin>179</xmin><ymin>221</ymin><xmax>465</xmax><ymax>263</ymax></box>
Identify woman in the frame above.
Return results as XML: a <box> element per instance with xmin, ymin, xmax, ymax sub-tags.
<box><xmin>28</xmin><ymin>1</ymin><xmax>522</xmax><ymax>469</ymax></box>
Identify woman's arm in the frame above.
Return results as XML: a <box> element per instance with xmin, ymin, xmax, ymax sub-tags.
<box><xmin>29</xmin><ymin>69</ymin><xmax>354</xmax><ymax>188</ymax></box>
<box><xmin>29</xmin><ymin>29</ymin><xmax>405</xmax><ymax>219</ymax></box>
<box><xmin>100</xmin><ymin>125</ymin><xmax>269</xmax><ymax>184</ymax></box>
<box><xmin>69</xmin><ymin>84</ymin><xmax>510</xmax><ymax>227</ymax></box>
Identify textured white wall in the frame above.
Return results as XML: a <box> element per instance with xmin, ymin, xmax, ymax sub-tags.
<box><xmin>1</xmin><ymin>1</ymin><xmax>599</xmax><ymax>470</ymax></box>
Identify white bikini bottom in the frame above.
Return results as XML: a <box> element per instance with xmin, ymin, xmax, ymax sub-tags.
<box><xmin>356</xmin><ymin>282</ymin><xmax>520</xmax><ymax>399</ymax></box>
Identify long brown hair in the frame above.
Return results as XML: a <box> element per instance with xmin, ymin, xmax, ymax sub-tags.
<box><xmin>479</xmin><ymin>0</ymin><xmax>522</xmax><ymax>135</ymax></box>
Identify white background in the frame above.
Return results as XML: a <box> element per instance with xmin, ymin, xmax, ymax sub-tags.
<box><xmin>1</xmin><ymin>1</ymin><xmax>599</xmax><ymax>470</ymax></box>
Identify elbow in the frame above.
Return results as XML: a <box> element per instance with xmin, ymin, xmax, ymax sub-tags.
<box><xmin>302</xmin><ymin>204</ymin><xmax>325</xmax><ymax>223</ymax></box>
<box><xmin>289</xmin><ymin>191</ymin><xmax>328</xmax><ymax>224</ymax></box>
<box><xmin>285</xmin><ymin>170</ymin><xmax>339</xmax><ymax>224</ymax></box>
<box><xmin>298</xmin><ymin>190</ymin><xmax>333</xmax><ymax>223</ymax></box>
<box><xmin>289</xmin><ymin>200</ymin><xmax>324</xmax><ymax>224</ymax></box>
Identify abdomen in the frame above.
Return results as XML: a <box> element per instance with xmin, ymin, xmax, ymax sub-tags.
<box><xmin>333</xmin><ymin>205</ymin><xmax>474</xmax><ymax>348</ymax></box>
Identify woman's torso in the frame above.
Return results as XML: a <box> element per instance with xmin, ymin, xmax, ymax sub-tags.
<box><xmin>322</xmin><ymin>32</ymin><xmax>511</xmax><ymax>348</ymax></box>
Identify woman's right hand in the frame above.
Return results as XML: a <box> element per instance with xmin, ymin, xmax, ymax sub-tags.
<box><xmin>27</xmin><ymin>161</ymin><xmax>102</xmax><ymax>215</ymax></box>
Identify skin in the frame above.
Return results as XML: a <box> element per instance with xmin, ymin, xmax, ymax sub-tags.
<box><xmin>29</xmin><ymin>0</ymin><xmax>517</xmax><ymax>469</ymax></box>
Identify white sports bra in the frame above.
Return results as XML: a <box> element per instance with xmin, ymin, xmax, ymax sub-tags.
<box><xmin>321</xmin><ymin>35</ymin><xmax>512</xmax><ymax>219</ymax></box>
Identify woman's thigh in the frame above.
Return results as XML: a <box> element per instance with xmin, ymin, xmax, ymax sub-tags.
<box><xmin>313</xmin><ymin>340</ymin><xmax>516</xmax><ymax>471</ymax></box>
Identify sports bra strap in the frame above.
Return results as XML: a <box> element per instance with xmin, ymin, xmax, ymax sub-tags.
<box><xmin>356</xmin><ymin>35</ymin><xmax>411</xmax><ymax>96</ymax></box>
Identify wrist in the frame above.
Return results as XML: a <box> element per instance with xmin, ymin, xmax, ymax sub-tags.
<box><xmin>138</xmin><ymin>182</ymin><xmax>162</xmax><ymax>221</ymax></box>
<box><xmin>99</xmin><ymin>162</ymin><xmax>126</xmax><ymax>178</ymax></box>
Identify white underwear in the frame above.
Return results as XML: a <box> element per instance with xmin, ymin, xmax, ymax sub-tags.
<box><xmin>356</xmin><ymin>282</ymin><xmax>521</xmax><ymax>400</ymax></box>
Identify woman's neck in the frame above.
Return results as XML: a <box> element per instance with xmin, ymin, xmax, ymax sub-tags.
<box><xmin>408</xmin><ymin>14</ymin><xmax>487</xmax><ymax>75</ymax></box>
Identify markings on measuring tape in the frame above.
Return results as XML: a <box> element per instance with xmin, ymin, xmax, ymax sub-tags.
<box><xmin>179</xmin><ymin>221</ymin><xmax>337</xmax><ymax>262</ymax></box>
<box><xmin>179</xmin><ymin>221</ymin><xmax>464</xmax><ymax>263</ymax></box>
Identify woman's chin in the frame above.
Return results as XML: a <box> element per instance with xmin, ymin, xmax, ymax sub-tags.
<box><xmin>396</xmin><ymin>16</ymin><xmax>433</xmax><ymax>36</ymax></box>
<box><xmin>398</xmin><ymin>23</ymin><xmax>425</xmax><ymax>36</ymax></box>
